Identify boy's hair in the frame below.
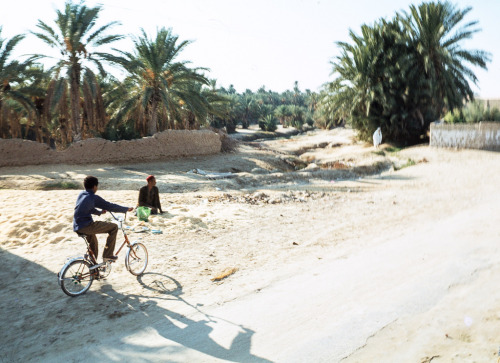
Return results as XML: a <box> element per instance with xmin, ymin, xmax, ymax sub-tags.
<box><xmin>84</xmin><ymin>176</ymin><xmax>99</xmax><ymax>189</ymax></box>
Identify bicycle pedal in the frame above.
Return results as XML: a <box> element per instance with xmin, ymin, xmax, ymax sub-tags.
<box><xmin>89</xmin><ymin>263</ymin><xmax>104</xmax><ymax>270</ymax></box>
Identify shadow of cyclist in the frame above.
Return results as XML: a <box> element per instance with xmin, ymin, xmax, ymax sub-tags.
<box><xmin>94</xmin><ymin>272</ymin><xmax>272</xmax><ymax>362</ymax></box>
<box><xmin>0</xmin><ymin>247</ymin><xmax>271</xmax><ymax>362</ymax></box>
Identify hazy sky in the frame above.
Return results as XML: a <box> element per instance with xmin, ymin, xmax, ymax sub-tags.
<box><xmin>2</xmin><ymin>0</ymin><xmax>499</xmax><ymax>97</ymax></box>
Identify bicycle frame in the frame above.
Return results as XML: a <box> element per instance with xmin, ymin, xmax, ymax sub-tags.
<box><xmin>109</xmin><ymin>211</ymin><xmax>133</xmax><ymax>256</ymax></box>
<box><xmin>109</xmin><ymin>211</ymin><xmax>146</xmax><ymax>266</ymax></box>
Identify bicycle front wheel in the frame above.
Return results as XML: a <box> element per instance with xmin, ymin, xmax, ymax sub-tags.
<box><xmin>60</xmin><ymin>259</ymin><xmax>94</xmax><ymax>297</ymax></box>
<box><xmin>125</xmin><ymin>242</ymin><xmax>148</xmax><ymax>276</ymax></box>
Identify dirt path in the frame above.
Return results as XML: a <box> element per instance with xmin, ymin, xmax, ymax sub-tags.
<box><xmin>1</xmin><ymin>128</ymin><xmax>499</xmax><ymax>362</ymax></box>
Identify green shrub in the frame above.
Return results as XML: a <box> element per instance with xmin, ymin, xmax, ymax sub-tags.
<box><xmin>103</xmin><ymin>118</ymin><xmax>140</xmax><ymax>140</ymax></box>
<box><xmin>259</xmin><ymin>115</ymin><xmax>278</xmax><ymax>132</ymax></box>
<box><xmin>385</xmin><ymin>146</ymin><xmax>402</xmax><ymax>153</ymax></box>
<box><xmin>443</xmin><ymin>109</ymin><xmax>465</xmax><ymax>123</ymax></box>
<box><xmin>393</xmin><ymin>158</ymin><xmax>416</xmax><ymax>170</ymax></box>
<box><xmin>40</xmin><ymin>181</ymin><xmax>80</xmax><ymax>190</ymax></box>
<box><xmin>463</xmin><ymin>101</ymin><xmax>484</xmax><ymax>123</ymax></box>
<box><xmin>444</xmin><ymin>101</ymin><xmax>500</xmax><ymax>123</ymax></box>
<box><xmin>484</xmin><ymin>107</ymin><xmax>500</xmax><ymax>121</ymax></box>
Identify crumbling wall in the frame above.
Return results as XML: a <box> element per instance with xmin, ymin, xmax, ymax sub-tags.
<box><xmin>430</xmin><ymin>122</ymin><xmax>500</xmax><ymax>151</ymax></box>
<box><xmin>0</xmin><ymin>129</ymin><xmax>221</xmax><ymax>167</ymax></box>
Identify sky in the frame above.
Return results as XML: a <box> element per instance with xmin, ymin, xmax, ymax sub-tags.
<box><xmin>1</xmin><ymin>0</ymin><xmax>499</xmax><ymax>97</ymax></box>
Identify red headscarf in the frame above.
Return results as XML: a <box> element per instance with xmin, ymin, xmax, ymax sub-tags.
<box><xmin>146</xmin><ymin>175</ymin><xmax>155</xmax><ymax>182</ymax></box>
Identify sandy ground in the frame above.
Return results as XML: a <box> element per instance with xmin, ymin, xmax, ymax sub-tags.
<box><xmin>0</xmin><ymin>127</ymin><xmax>499</xmax><ymax>362</ymax></box>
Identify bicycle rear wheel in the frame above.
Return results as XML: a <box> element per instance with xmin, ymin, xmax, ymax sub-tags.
<box><xmin>60</xmin><ymin>259</ymin><xmax>94</xmax><ymax>296</ymax></box>
<box><xmin>125</xmin><ymin>242</ymin><xmax>148</xmax><ymax>276</ymax></box>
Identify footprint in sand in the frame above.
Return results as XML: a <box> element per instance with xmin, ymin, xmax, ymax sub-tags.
<box><xmin>1</xmin><ymin>238</ymin><xmax>21</xmax><ymax>246</ymax></box>
<box><xmin>47</xmin><ymin>223</ymin><xmax>66</xmax><ymax>234</ymax></box>
<box><xmin>50</xmin><ymin>236</ymin><xmax>66</xmax><ymax>244</ymax></box>
<box><xmin>4</xmin><ymin>226</ymin><xmax>20</xmax><ymax>238</ymax></box>
<box><xmin>23</xmin><ymin>220</ymin><xmax>45</xmax><ymax>233</ymax></box>
<box><xmin>174</xmin><ymin>216</ymin><xmax>208</xmax><ymax>229</ymax></box>
<box><xmin>19</xmin><ymin>231</ymin><xmax>30</xmax><ymax>240</ymax></box>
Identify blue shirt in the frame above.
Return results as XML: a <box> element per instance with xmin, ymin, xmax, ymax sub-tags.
<box><xmin>73</xmin><ymin>189</ymin><xmax>129</xmax><ymax>231</ymax></box>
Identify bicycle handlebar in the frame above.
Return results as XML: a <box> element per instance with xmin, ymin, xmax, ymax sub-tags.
<box><xmin>108</xmin><ymin>210</ymin><xmax>127</xmax><ymax>222</ymax></box>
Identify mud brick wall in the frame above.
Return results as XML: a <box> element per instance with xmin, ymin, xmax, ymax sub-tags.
<box><xmin>0</xmin><ymin>129</ymin><xmax>221</xmax><ymax>167</ymax></box>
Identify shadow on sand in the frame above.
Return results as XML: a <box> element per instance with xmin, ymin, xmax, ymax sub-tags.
<box><xmin>0</xmin><ymin>249</ymin><xmax>271</xmax><ymax>362</ymax></box>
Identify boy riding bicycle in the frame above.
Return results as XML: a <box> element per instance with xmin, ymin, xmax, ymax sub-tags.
<box><xmin>73</xmin><ymin>176</ymin><xmax>133</xmax><ymax>262</ymax></box>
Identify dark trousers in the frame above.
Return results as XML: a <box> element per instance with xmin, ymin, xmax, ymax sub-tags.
<box><xmin>77</xmin><ymin>221</ymin><xmax>118</xmax><ymax>259</ymax></box>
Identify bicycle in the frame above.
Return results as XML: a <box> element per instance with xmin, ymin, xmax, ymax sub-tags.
<box><xmin>58</xmin><ymin>211</ymin><xmax>148</xmax><ymax>297</ymax></box>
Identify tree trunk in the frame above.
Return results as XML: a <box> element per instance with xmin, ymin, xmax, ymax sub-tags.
<box><xmin>147</xmin><ymin>98</ymin><xmax>158</xmax><ymax>136</ymax></box>
<box><xmin>9</xmin><ymin>111</ymin><xmax>21</xmax><ymax>138</ymax></box>
<box><xmin>34</xmin><ymin>98</ymin><xmax>44</xmax><ymax>143</ymax></box>
<box><xmin>70</xmin><ymin>65</ymin><xmax>82</xmax><ymax>140</ymax></box>
<box><xmin>59</xmin><ymin>117</ymin><xmax>69</xmax><ymax>148</ymax></box>
<box><xmin>0</xmin><ymin>100</ymin><xmax>5</xmax><ymax>138</ymax></box>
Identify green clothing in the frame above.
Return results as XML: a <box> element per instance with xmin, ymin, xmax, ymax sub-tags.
<box><xmin>138</xmin><ymin>185</ymin><xmax>162</xmax><ymax>214</ymax></box>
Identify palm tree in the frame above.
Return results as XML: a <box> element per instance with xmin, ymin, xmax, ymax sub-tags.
<box><xmin>107</xmin><ymin>27</ymin><xmax>210</xmax><ymax>136</ymax></box>
<box><xmin>222</xmin><ymin>93</ymin><xmax>242</xmax><ymax>133</ymax></box>
<box><xmin>258</xmin><ymin>114</ymin><xmax>277</xmax><ymax>132</ymax></box>
<box><xmin>15</xmin><ymin>65</ymin><xmax>50</xmax><ymax>143</ymax></box>
<box><xmin>325</xmin><ymin>2</ymin><xmax>490</xmax><ymax>144</ymax></box>
<box><xmin>274</xmin><ymin>104</ymin><xmax>287</xmax><ymax>125</ymax></box>
<box><xmin>240</xmin><ymin>95</ymin><xmax>256</xmax><ymax>129</ymax></box>
<box><xmin>402</xmin><ymin>1</ymin><xmax>491</xmax><ymax>119</ymax></box>
<box><xmin>31</xmin><ymin>1</ymin><xmax>123</xmax><ymax>140</ymax></box>
<box><xmin>203</xmin><ymin>79</ymin><xmax>231</xmax><ymax>130</ymax></box>
<box><xmin>0</xmin><ymin>27</ymin><xmax>34</xmax><ymax>138</ymax></box>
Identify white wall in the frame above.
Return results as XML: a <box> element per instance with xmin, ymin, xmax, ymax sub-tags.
<box><xmin>430</xmin><ymin>122</ymin><xmax>500</xmax><ymax>151</ymax></box>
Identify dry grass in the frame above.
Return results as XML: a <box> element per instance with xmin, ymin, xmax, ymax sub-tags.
<box><xmin>211</xmin><ymin>267</ymin><xmax>238</xmax><ymax>282</ymax></box>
